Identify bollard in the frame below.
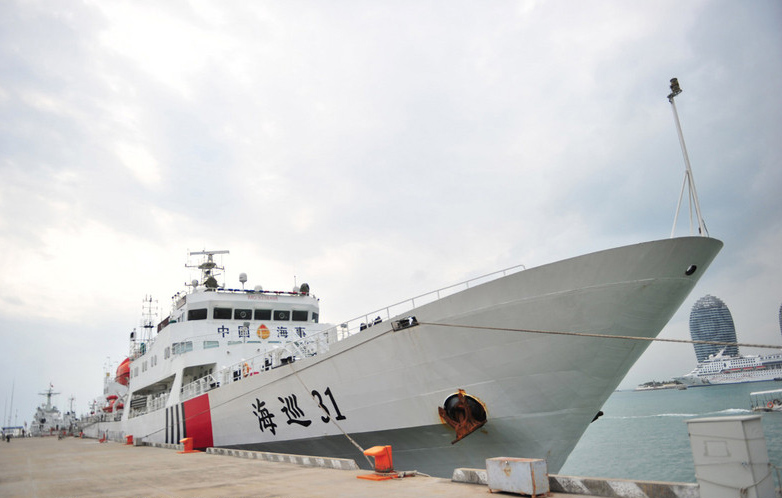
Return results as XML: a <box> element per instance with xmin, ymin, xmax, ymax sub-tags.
<box><xmin>125</xmin><ymin>435</ymin><xmax>133</xmax><ymax>445</ymax></box>
<box><xmin>357</xmin><ymin>445</ymin><xmax>398</xmax><ymax>481</ymax></box>
<box><xmin>364</xmin><ymin>445</ymin><xmax>394</xmax><ymax>473</ymax></box>
<box><xmin>178</xmin><ymin>437</ymin><xmax>199</xmax><ymax>453</ymax></box>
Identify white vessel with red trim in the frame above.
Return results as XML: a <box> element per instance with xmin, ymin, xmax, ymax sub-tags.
<box><xmin>82</xmin><ymin>238</ymin><xmax>722</xmax><ymax>477</ymax></box>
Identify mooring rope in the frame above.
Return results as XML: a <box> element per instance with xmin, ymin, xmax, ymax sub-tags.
<box><xmin>418</xmin><ymin>321</ymin><xmax>782</xmax><ymax>350</ymax></box>
<box><xmin>287</xmin><ymin>362</ymin><xmax>374</xmax><ymax>467</ymax></box>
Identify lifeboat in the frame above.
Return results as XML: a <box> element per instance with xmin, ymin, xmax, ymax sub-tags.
<box><xmin>102</xmin><ymin>395</ymin><xmax>118</xmax><ymax>413</ymax></box>
<box><xmin>115</xmin><ymin>358</ymin><xmax>130</xmax><ymax>386</ymax></box>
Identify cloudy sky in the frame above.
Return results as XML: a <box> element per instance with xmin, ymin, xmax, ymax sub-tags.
<box><xmin>1</xmin><ymin>1</ymin><xmax>780</xmax><ymax>428</ymax></box>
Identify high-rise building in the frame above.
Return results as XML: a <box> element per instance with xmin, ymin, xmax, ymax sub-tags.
<box><xmin>689</xmin><ymin>294</ymin><xmax>739</xmax><ymax>362</ymax></box>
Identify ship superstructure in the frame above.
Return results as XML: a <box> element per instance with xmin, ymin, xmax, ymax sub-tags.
<box><xmin>84</xmin><ymin>250</ymin><xmax>330</xmax><ymax>441</ymax></box>
<box><xmin>31</xmin><ymin>386</ymin><xmax>63</xmax><ymax>436</ymax></box>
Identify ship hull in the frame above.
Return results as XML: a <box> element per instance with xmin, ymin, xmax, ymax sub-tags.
<box><xmin>84</xmin><ymin>236</ymin><xmax>722</xmax><ymax>477</ymax></box>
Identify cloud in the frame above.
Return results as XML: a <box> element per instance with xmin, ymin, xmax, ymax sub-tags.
<box><xmin>113</xmin><ymin>141</ymin><xmax>161</xmax><ymax>188</ymax></box>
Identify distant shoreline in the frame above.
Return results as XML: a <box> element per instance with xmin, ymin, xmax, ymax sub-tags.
<box><xmin>634</xmin><ymin>382</ymin><xmax>685</xmax><ymax>391</ymax></box>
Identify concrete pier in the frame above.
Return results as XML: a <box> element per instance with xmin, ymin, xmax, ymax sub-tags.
<box><xmin>0</xmin><ymin>437</ymin><xmax>695</xmax><ymax>498</ymax></box>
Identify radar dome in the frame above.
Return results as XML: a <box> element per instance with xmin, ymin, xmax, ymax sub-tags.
<box><xmin>239</xmin><ymin>272</ymin><xmax>247</xmax><ymax>283</ymax></box>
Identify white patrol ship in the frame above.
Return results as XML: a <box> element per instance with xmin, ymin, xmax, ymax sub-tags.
<box><xmin>83</xmin><ymin>237</ymin><xmax>721</xmax><ymax>477</ymax></box>
<box><xmin>81</xmin><ymin>77</ymin><xmax>723</xmax><ymax>477</ymax></box>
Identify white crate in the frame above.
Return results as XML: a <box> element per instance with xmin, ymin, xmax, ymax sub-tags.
<box><xmin>687</xmin><ymin>415</ymin><xmax>774</xmax><ymax>498</ymax></box>
<box><xmin>486</xmin><ymin>457</ymin><xmax>549</xmax><ymax>496</ymax></box>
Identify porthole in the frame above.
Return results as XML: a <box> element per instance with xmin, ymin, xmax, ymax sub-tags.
<box><xmin>685</xmin><ymin>265</ymin><xmax>697</xmax><ymax>276</ymax></box>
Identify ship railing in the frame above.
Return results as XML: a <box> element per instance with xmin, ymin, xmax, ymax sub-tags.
<box><xmin>217</xmin><ymin>263</ymin><xmax>526</xmax><ymax>387</ymax></box>
<box><xmin>129</xmin><ymin>392</ymin><xmax>169</xmax><ymax>418</ymax></box>
<box><xmin>148</xmin><ymin>392</ymin><xmax>169</xmax><ymax>413</ymax></box>
<box><xmin>180</xmin><ymin>374</ymin><xmax>219</xmax><ymax>402</ymax></box>
<box><xmin>219</xmin><ymin>331</ymin><xmax>331</xmax><ymax>386</ymax></box>
<box><xmin>329</xmin><ymin>263</ymin><xmax>526</xmax><ymax>338</ymax></box>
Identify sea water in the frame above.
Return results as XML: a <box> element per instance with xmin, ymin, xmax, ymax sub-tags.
<box><xmin>559</xmin><ymin>380</ymin><xmax>782</xmax><ymax>483</ymax></box>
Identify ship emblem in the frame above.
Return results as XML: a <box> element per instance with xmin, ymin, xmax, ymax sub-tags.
<box><xmin>257</xmin><ymin>324</ymin><xmax>270</xmax><ymax>339</ymax></box>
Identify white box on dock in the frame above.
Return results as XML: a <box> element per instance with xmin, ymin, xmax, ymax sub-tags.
<box><xmin>486</xmin><ymin>457</ymin><xmax>548</xmax><ymax>496</ymax></box>
<box><xmin>687</xmin><ymin>415</ymin><xmax>774</xmax><ymax>498</ymax></box>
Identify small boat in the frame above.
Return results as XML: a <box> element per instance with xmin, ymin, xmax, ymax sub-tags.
<box><xmin>749</xmin><ymin>389</ymin><xmax>782</xmax><ymax>412</ymax></box>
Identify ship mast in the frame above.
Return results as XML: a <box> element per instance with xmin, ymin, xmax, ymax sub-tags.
<box><xmin>141</xmin><ymin>295</ymin><xmax>158</xmax><ymax>344</ymax></box>
<box><xmin>38</xmin><ymin>385</ymin><xmax>60</xmax><ymax>411</ymax></box>
<box><xmin>187</xmin><ymin>250</ymin><xmax>229</xmax><ymax>290</ymax></box>
<box><xmin>668</xmin><ymin>77</ymin><xmax>708</xmax><ymax>238</ymax></box>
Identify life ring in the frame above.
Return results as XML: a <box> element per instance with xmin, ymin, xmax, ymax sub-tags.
<box><xmin>242</xmin><ymin>363</ymin><xmax>250</xmax><ymax>378</ymax></box>
<box><xmin>768</xmin><ymin>401</ymin><xmax>775</xmax><ymax>409</ymax></box>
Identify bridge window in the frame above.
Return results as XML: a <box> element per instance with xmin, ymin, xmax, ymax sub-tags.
<box><xmin>188</xmin><ymin>308</ymin><xmax>207</xmax><ymax>320</ymax></box>
<box><xmin>274</xmin><ymin>310</ymin><xmax>290</xmax><ymax>321</ymax></box>
<box><xmin>254</xmin><ymin>309</ymin><xmax>272</xmax><ymax>320</ymax></box>
<box><xmin>234</xmin><ymin>309</ymin><xmax>252</xmax><ymax>320</ymax></box>
<box><xmin>292</xmin><ymin>310</ymin><xmax>308</xmax><ymax>322</ymax></box>
<box><xmin>214</xmin><ymin>307</ymin><xmax>232</xmax><ymax>319</ymax></box>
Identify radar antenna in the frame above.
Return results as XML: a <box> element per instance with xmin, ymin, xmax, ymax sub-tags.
<box><xmin>186</xmin><ymin>250</ymin><xmax>229</xmax><ymax>290</ymax></box>
<box><xmin>38</xmin><ymin>385</ymin><xmax>60</xmax><ymax>410</ymax></box>
<box><xmin>667</xmin><ymin>77</ymin><xmax>708</xmax><ymax>237</ymax></box>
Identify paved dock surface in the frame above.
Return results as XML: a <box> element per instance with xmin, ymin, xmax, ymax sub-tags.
<box><xmin>1</xmin><ymin>437</ymin><xmax>592</xmax><ymax>498</ymax></box>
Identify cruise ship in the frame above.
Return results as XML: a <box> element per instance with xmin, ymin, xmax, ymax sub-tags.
<box><xmin>676</xmin><ymin>349</ymin><xmax>782</xmax><ymax>386</ymax></box>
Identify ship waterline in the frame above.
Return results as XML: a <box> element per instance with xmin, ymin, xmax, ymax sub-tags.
<box><xmin>84</xmin><ymin>236</ymin><xmax>722</xmax><ymax>477</ymax></box>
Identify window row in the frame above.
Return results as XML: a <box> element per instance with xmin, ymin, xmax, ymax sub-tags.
<box><xmin>186</xmin><ymin>307</ymin><xmax>318</xmax><ymax>323</ymax></box>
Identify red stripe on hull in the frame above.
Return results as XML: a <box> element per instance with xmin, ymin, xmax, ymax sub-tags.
<box><xmin>183</xmin><ymin>394</ymin><xmax>214</xmax><ymax>449</ymax></box>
